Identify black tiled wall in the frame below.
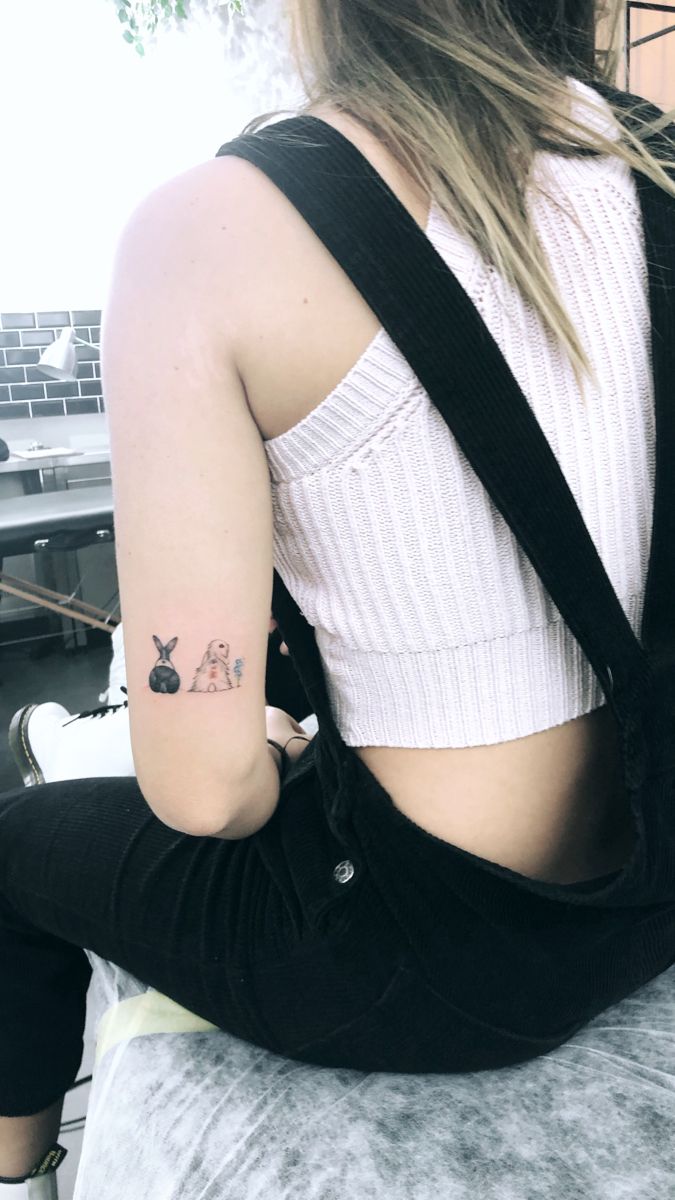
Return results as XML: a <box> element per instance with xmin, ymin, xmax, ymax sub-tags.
<box><xmin>0</xmin><ymin>310</ymin><xmax>104</xmax><ymax>420</ymax></box>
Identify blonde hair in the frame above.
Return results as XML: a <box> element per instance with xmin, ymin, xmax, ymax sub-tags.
<box><xmin>243</xmin><ymin>1</ymin><xmax>675</xmax><ymax>397</ymax></box>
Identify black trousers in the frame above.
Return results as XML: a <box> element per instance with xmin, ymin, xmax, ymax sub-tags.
<box><xmin>4</xmin><ymin>725</ymin><xmax>675</xmax><ymax>1118</ymax></box>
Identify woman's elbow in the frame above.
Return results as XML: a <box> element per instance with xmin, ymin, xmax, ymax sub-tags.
<box><xmin>135</xmin><ymin>756</ymin><xmax>278</xmax><ymax>839</ymax></box>
<box><xmin>134</xmin><ymin>768</ymin><xmax>237</xmax><ymax>838</ymax></box>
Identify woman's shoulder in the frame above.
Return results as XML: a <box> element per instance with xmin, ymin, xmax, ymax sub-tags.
<box><xmin>209</xmin><ymin>104</ymin><xmax>431</xmax><ymax>231</ymax></box>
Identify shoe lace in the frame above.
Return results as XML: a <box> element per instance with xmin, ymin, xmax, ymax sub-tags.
<box><xmin>63</xmin><ymin>686</ymin><xmax>128</xmax><ymax>725</ymax></box>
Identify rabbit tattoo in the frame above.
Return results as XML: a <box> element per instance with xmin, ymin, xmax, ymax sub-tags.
<box><xmin>189</xmin><ymin>639</ymin><xmax>240</xmax><ymax>692</ymax></box>
<box><xmin>149</xmin><ymin>635</ymin><xmax>181</xmax><ymax>694</ymax></box>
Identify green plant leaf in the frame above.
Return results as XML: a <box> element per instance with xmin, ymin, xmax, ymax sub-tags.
<box><xmin>116</xmin><ymin>0</ymin><xmax>247</xmax><ymax>56</ymax></box>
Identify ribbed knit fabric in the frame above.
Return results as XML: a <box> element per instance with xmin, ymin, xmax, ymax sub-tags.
<box><xmin>263</xmin><ymin>79</ymin><xmax>656</xmax><ymax>748</ymax></box>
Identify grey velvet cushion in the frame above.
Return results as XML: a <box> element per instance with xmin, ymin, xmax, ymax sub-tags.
<box><xmin>73</xmin><ymin>951</ymin><xmax>675</xmax><ymax>1199</ymax></box>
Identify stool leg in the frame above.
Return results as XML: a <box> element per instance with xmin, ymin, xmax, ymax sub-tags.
<box><xmin>27</xmin><ymin>1176</ymin><xmax>58</xmax><ymax>1200</ymax></box>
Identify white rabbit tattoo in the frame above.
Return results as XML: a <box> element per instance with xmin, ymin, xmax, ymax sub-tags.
<box><xmin>149</xmin><ymin>635</ymin><xmax>180</xmax><ymax>694</ymax></box>
<box><xmin>188</xmin><ymin>639</ymin><xmax>244</xmax><ymax>693</ymax></box>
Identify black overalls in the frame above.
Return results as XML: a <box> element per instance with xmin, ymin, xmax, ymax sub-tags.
<box><xmin>0</xmin><ymin>81</ymin><xmax>673</xmax><ymax>1123</ymax></box>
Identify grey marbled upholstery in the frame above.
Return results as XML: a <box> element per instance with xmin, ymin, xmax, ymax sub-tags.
<box><xmin>73</xmin><ymin>952</ymin><xmax>675</xmax><ymax>1199</ymax></box>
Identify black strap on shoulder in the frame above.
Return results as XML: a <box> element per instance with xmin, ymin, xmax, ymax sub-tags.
<box><xmin>216</xmin><ymin>83</ymin><xmax>674</xmax><ymax>746</ymax></box>
<box><xmin>591</xmin><ymin>83</ymin><xmax>675</xmax><ymax>668</ymax></box>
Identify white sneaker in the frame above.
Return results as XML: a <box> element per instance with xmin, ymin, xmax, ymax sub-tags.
<box><xmin>0</xmin><ymin>1163</ymin><xmax>61</xmax><ymax>1198</ymax></box>
<box><xmin>299</xmin><ymin>713</ymin><xmax>319</xmax><ymax>737</ymax></box>
<box><xmin>0</xmin><ymin>1148</ymin><xmax>65</xmax><ymax>1197</ymax></box>
<box><xmin>8</xmin><ymin>691</ymin><xmax>134</xmax><ymax>785</ymax></box>
<box><xmin>0</xmin><ymin>1183</ymin><xmax>28</xmax><ymax>1198</ymax></box>
<box><xmin>97</xmin><ymin>621</ymin><xmax>127</xmax><ymax>707</ymax></box>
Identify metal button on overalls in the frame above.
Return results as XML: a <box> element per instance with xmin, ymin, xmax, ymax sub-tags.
<box><xmin>333</xmin><ymin>860</ymin><xmax>355</xmax><ymax>884</ymax></box>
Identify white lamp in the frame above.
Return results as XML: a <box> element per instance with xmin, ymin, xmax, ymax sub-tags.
<box><xmin>36</xmin><ymin>327</ymin><xmax>97</xmax><ymax>382</ymax></box>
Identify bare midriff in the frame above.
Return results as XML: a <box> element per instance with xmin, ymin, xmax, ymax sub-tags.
<box><xmin>229</xmin><ymin>105</ymin><xmax>637</xmax><ymax>886</ymax></box>
<box><xmin>353</xmin><ymin>706</ymin><xmax>636</xmax><ymax>884</ymax></box>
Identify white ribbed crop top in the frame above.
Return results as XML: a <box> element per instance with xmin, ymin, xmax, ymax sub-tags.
<box><xmin>263</xmin><ymin>79</ymin><xmax>656</xmax><ymax>748</ymax></box>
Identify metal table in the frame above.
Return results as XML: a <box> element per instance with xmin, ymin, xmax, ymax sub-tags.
<box><xmin>0</xmin><ymin>481</ymin><xmax>118</xmax><ymax>649</ymax></box>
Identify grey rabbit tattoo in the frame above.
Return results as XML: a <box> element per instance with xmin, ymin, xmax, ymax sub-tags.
<box><xmin>149</xmin><ymin>635</ymin><xmax>181</xmax><ymax>694</ymax></box>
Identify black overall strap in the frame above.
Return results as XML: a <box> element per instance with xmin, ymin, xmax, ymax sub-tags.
<box><xmin>216</xmin><ymin>85</ymin><xmax>673</xmax><ymax>779</ymax></box>
<box><xmin>589</xmin><ymin>84</ymin><xmax>675</xmax><ymax>668</ymax></box>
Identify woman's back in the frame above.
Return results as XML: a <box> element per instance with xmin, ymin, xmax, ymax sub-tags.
<box><xmin>229</xmin><ymin>78</ymin><xmax>650</xmax><ymax>885</ymax></box>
